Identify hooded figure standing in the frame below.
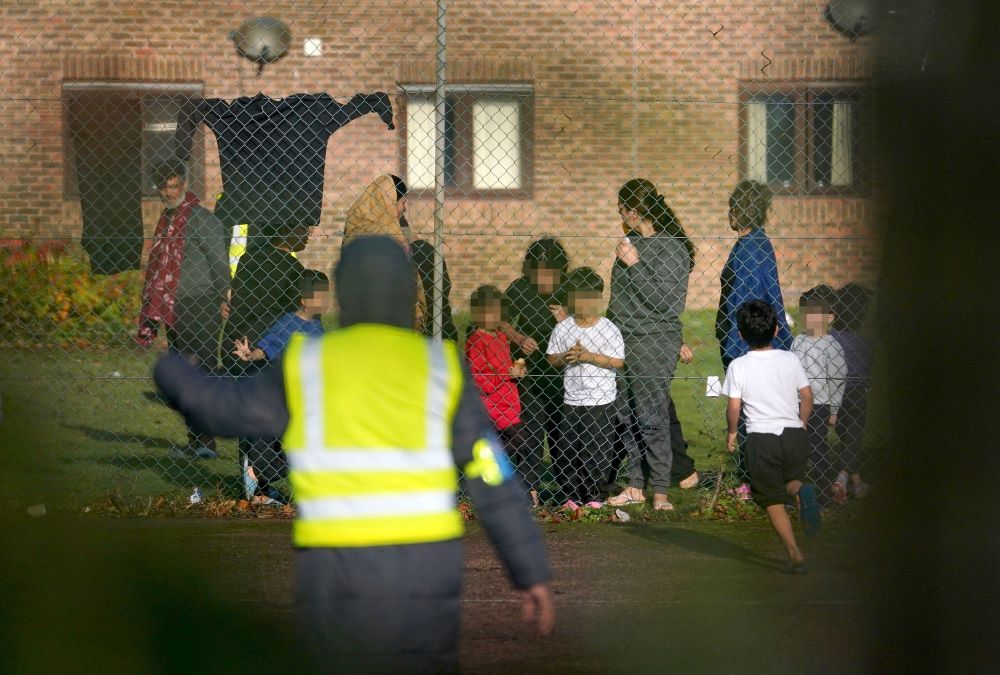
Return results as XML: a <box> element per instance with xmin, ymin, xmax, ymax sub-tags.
<box><xmin>342</xmin><ymin>174</ymin><xmax>427</xmax><ymax>330</ymax></box>
<box><xmin>153</xmin><ymin>236</ymin><xmax>554</xmax><ymax>671</ymax></box>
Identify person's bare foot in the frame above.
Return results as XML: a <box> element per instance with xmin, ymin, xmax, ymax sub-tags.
<box><xmin>652</xmin><ymin>494</ymin><xmax>674</xmax><ymax>511</ymax></box>
<box><xmin>678</xmin><ymin>471</ymin><xmax>700</xmax><ymax>489</ymax></box>
<box><xmin>607</xmin><ymin>487</ymin><xmax>645</xmax><ymax>506</ymax></box>
<box><xmin>529</xmin><ymin>490</ymin><xmax>540</xmax><ymax>508</ymax></box>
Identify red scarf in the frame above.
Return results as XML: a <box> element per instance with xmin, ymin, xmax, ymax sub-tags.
<box><xmin>136</xmin><ymin>192</ymin><xmax>198</xmax><ymax>342</ymax></box>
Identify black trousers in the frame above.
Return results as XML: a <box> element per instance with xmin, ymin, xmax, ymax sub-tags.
<box><xmin>556</xmin><ymin>403</ymin><xmax>615</xmax><ymax>503</ymax></box>
<box><xmin>296</xmin><ymin>542</ymin><xmax>463</xmax><ymax>674</ymax></box>
<box><xmin>837</xmin><ymin>384</ymin><xmax>870</xmax><ymax>476</ymax></box>
<box><xmin>499</xmin><ymin>422</ymin><xmax>537</xmax><ymax>491</ymax></box>
<box><xmin>166</xmin><ymin>294</ymin><xmax>221</xmax><ymax>450</ymax></box>
<box><xmin>517</xmin><ymin>380</ymin><xmax>561</xmax><ymax>489</ymax></box>
<box><xmin>806</xmin><ymin>404</ymin><xmax>835</xmax><ymax>495</ymax></box>
<box><xmin>225</xmin><ymin>358</ymin><xmax>285</xmax><ymax>493</ymax></box>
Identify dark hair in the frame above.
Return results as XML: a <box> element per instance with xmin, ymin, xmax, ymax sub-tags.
<box><xmin>728</xmin><ymin>180</ymin><xmax>773</xmax><ymax>232</ymax></box>
<box><xmin>833</xmin><ymin>282</ymin><xmax>874</xmax><ymax>331</ymax></box>
<box><xmin>618</xmin><ymin>179</ymin><xmax>695</xmax><ymax>270</ymax></box>
<box><xmin>469</xmin><ymin>285</ymin><xmax>506</xmax><ymax>311</ymax></box>
<box><xmin>564</xmin><ymin>266</ymin><xmax>604</xmax><ymax>295</ymax></box>
<box><xmin>300</xmin><ymin>269</ymin><xmax>329</xmax><ymax>299</ymax></box>
<box><xmin>390</xmin><ymin>175</ymin><xmax>407</xmax><ymax>201</ymax></box>
<box><xmin>798</xmin><ymin>284</ymin><xmax>838</xmax><ymax>313</ymax></box>
<box><xmin>152</xmin><ymin>161</ymin><xmax>187</xmax><ymax>190</ymax></box>
<box><xmin>736</xmin><ymin>300</ymin><xmax>778</xmax><ymax>348</ymax></box>
<box><xmin>521</xmin><ymin>238</ymin><xmax>569</xmax><ymax>279</ymax></box>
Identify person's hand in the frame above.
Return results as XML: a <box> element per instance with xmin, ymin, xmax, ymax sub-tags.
<box><xmin>518</xmin><ymin>583</ymin><xmax>555</xmax><ymax>637</ymax></box>
<box><xmin>520</xmin><ymin>337</ymin><xmax>539</xmax><ymax>355</ymax></box>
<box><xmin>679</xmin><ymin>343</ymin><xmax>694</xmax><ymax>364</ymax></box>
<box><xmin>510</xmin><ymin>359</ymin><xmax>527</xmax><ymax>379</ymax></box>
<box><xmin>232</xmin><ymin>337</ymin><xmax>253</xmax><ymax>362</ymax></box>
<box><xmin>828</xmin><ymin>414</ymin><xmax>838</xmax><ymax>427</ymax></box>
<box><xmin>726</xmin><ymin>431</ymin><xmax>738</xmax><ymax>453</ymax></box>
<box><xmin>549</xmin><ymin>304</ymin><xmax>568</xmax><ymax>323</ymax></box>
<box><xmin>564</xmin><ymin>341</ymin><xmax>584</xmax><ymax>363</ymax></box>
<box><xmin>220</xmin><ymin>302</ymin><xmax>231</xmax><ymax>320</ymax></box>
<box><xmin>615</xmin><ymin>240</ymin><xmax>640</xmax><ymax>266</ymax></box>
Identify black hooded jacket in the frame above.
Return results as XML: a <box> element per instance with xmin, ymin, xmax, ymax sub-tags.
<box><xmin>154</xmin><ymin>236</ymin><xmax>551</xmax><ymax>589</ymax></box>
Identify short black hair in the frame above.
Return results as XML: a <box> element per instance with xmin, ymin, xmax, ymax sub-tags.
<box><xmin>300</xmin><ymin>269</ymin><xmax>329</xmax><ymax>299</ymax></box>
<box><xmin>736</xmin><ymin>300</ymin><xmax>778</xmax><ymax>348</ymax></box>
<box><xmin>565</xmin><ymin>266</ymin><xmax>604</xmax><ymax>295</ymax></box>
<box><xmin>152</xmin><ymin>161</ymin><xmax>186</xmax><ymax>189</ymax></box>
<box><xmin>522</xmin><ymin>238</ymin><xmax>569</xmax><ymax>278</ymax></box>
<box><xmin>833</xmin><ymin>282</ymin><xmax>874</xmax><ymax>331</ymax></box>
<box><xmin>469</xmin><ymin>284</ymin><xmax>505</xmax><ymax>310</ymax></box>
<box><xmin>799</xmin><ymin>284</ymin><xmax>838</xmax><ymax>313</ymax></box>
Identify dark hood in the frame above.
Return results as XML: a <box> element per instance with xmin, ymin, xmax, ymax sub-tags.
<box><xmin>336</xmin><ymin>236</ymin><xmax>416</xmax><ymax>329</ymax></box>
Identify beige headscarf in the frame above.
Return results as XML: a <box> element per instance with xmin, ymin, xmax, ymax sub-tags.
<box><xmin>343</xmin><ymin>174</ymin><xmax>408</xmax><ymax>250</ymax></box>
<box><xmin>341</xmin><ymin>174</ymin><xmax>424</xmax><ymax>329</ymax></box>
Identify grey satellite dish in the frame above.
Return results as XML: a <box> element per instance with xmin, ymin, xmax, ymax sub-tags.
<box><xmin>824</xmin><ymin>0</ymin><xmax>876</xmax><ymax>41</ymax></box>
<box><xmin>230</xmin><ymin>17</ymin><xmax>292</xmax><ymax>74</ymax></box>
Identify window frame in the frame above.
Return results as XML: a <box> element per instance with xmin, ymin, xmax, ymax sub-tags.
<box><xmin>62</xmin><ymin>81</ymin><xmax>205</xmax><ymax>200</ymax></box>
<box><xmin>398</xmin><ymin>83</ymin><xmax>535</xmax><ymax>200</ymax></box>
<box><xmin>738</xmin><ymin>81</ymin><xmax>870</xmax><ymax>197</ymax></box>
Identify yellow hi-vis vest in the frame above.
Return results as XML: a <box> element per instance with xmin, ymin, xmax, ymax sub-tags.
<box><xmin>282</xmin><ymin>324</ymin><xmax>465</xmax><ymax>548</ymax></box>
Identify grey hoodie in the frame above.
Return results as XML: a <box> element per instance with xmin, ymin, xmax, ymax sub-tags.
<box><xmin>608</xmin><ymin>230</ymin><xmax>690</xmax><ymax>337</ymax></box>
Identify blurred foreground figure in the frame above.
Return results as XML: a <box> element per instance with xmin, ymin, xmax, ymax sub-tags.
<box><xmin>154</xmin><ymin>236</ymin><xmax>554</xmax><ymax>672</ymax></box>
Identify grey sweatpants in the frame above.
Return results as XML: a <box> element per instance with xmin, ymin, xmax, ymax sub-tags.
<box><xmin>295</xmin><ymin>540</ymin><xmax>463</xmax><ymax>674</ymax></box>
<box><xmin>621</xmin><ymin>333</ymin><xmax>681</xmax><ymax>494</ymax></box>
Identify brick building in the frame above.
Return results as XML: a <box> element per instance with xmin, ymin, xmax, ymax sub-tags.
<box><xmin>0</xmin><ymin>0</ymin><xmax>879</xmax><ymax>315</ymax></box>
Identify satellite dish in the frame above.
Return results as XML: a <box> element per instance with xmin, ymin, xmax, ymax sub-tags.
<box><xmin>824</xmin><ymin>0</ymin><xmax>876</xmax><ymax>41</ymax></box>
<box><xmin>230</xmin><ymin>17</ymin><xmax>292</xmax><ymax>74</ymax></box>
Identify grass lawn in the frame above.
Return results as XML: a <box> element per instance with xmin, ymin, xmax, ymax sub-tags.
<box><xmin>0</xmin><ymin>309</ymin><xmax>886</xmax><ymax>512</ymax></box>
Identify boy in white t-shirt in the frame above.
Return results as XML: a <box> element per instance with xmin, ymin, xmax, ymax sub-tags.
<box><xmin>547</xmin><ymin>267</ymin><xmax>625</xmax><ymax>505</ymax></box>
<box><xmin>722</xmin><ymin>300</ymin><xmax>821</xmax><ymax>574</ymax></box>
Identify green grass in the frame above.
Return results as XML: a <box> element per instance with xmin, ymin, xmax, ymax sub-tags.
<box><xmin>0</xmin><ymin>309</ymin><xmax>887</xmax><ymax>512</ymax></box>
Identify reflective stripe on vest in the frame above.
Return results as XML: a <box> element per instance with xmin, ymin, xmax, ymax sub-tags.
<box><xmin>282</xmin><ymin>326</ymin><xmax>463</xmax><ymax>548</ymax></box>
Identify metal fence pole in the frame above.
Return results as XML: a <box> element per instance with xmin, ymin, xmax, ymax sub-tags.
<box><xmin>432</xmin><ymin>0</ymin><xmax>447</xmax><ymax>340</ymax></box>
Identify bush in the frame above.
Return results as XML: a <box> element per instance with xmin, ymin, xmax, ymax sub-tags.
<box><xmin>0</xmin><ymin>240</ymin><xmax>143</xmax><ymax>348</ymax></box>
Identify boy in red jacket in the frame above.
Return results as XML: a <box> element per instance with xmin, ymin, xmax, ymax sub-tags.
<box><xmin>465</xmin><ymin>285</ymin><xmax>537</xmax><ymax>506</ymax></box>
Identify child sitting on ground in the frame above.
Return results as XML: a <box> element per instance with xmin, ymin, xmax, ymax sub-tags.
<box><xmin>464</xmin><ymin>285</ymin><xmax>535</xmax><ymax>505</ymax></box>
<box><xmin>546</xmin><ymin>267</ymin><xmax>625</xmax><ymax>506</ymax></box>
<box><xmin>830</xmin><ymin>282</ymin><xmax>875</xmax><ymax>499</ymax></box>
<box><xmin>231</xmin><ymin>269</ymin><xmax>330</xmax><ymax>504</ymax></box>
<box><xmin>792</xmin><ymin>285</ymin><xmax>848</xmax><ymax>504</ymax></box>
<box><xmin>723</xmin><ymin>300</ymin><xmax>820</xmax><ymax>574</ymax></box>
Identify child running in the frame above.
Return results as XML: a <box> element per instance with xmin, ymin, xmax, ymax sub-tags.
<box><xmin>231</xmin><ymin>269</ymin><xmax>330</xmax><ymax>504</ymax></box>
<box><xmin>464</xmin><ymin>285</ymin><xmax>535</xmax><ymax>505</ymax></box>
<box><xmin>547</xmin><ymin>267</ymin><xmax>625</xmax><ymax>506</ymax></box>
<box><xmin>792</xmin><ymin>285</ymin><xmax>847</xmax><ymax>504</ymax></box>
<box><xmin>723</xmin><ymin>299</ymin><xmax>821</xmax><ymax>574</ymax></box>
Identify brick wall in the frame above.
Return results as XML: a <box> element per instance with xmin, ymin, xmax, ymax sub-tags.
<box><xmin>0</xmin><ymin>0</ymin><xmax>879</xmax><ymax>314</ymax></box>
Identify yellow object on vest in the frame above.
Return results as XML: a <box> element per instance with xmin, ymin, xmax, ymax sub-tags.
<box><xmin>282</xmin><ymin>325</ymin><xmax>464</xmax><ymax>548</ymax></box>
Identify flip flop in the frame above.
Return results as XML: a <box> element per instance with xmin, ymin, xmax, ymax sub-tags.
<box><xmin>652</xmin><ymin>499</ymin><xmax>675</xmax><ymax>512</ymax></box>
<box><xmin>607</xmin><ymin>494</ymin><xmax>645</xmax><ymax>507</ymax></box>
<box><xmin>799</xmin><ymin>484</ymin><xmax>822</xmax><ymax>536</ymax></box>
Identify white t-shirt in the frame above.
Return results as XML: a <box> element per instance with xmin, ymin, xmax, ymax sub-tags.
<box><xmin>722</xmin><ymin>349</ymin><xmax>811</xmax><ymax>435</ymax></box>
<box><xmin>547</xmin><ymin>317</ymin><xmax>625</xmax><ymax>406</ymax></box>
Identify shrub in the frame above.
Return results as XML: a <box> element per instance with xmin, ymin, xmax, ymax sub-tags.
<box><xmin>0</xmin><ymin>240</ymin><xmax>143</xmax><ymax>348</ymax></box>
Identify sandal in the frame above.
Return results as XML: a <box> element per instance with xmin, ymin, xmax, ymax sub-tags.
<box><xmin>652</xmin><ymin>497</ymin><xmax>675</xmax><ymax>512</ymax></box>
<box><xmin>678</xmin><ymin>471</ymin><xmax>700</xmax><ymax>490</ymax></box>
<box><xmin>607</xmin><ymin>491</ymin><xmax>645</xmax><ymax>507</ymax></box>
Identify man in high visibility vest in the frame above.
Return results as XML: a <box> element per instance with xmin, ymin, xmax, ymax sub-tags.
<box><xmin>154</xmin><ymin>236</ymin><xmax>554</xmax><ymax>671</ymax></box>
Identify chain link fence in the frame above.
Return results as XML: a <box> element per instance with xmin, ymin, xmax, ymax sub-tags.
<box><xmin>0</xmin><ymin>0</ymin><xmax>886</xmax><ymax>512</ymax></box>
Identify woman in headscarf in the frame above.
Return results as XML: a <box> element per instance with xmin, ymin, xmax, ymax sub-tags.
<box><xmin>342</xmin><ymin>174</ymin><xmax>425</xmax><ymax>327</ymax></box>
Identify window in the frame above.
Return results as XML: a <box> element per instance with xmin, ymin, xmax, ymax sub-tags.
<box><xmin>399</xmin><ymin>84</ymin><xmax>533</xmax><ymax>197</ymax></box>
<box><xmin>63</xmin><ymin>83</ymin><xmax>204</xmax><ymax>198</ymax></box>
<box><xmin>739</xmin><ymin>83</ymin><xmax>869</xmax><ymax>195</ymax></box>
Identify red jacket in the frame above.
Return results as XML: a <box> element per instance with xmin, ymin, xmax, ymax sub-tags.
<box><xmin>464</xmin><ymin>328</ymin><xmax>522</xmax><ymax>430</ymax></box>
